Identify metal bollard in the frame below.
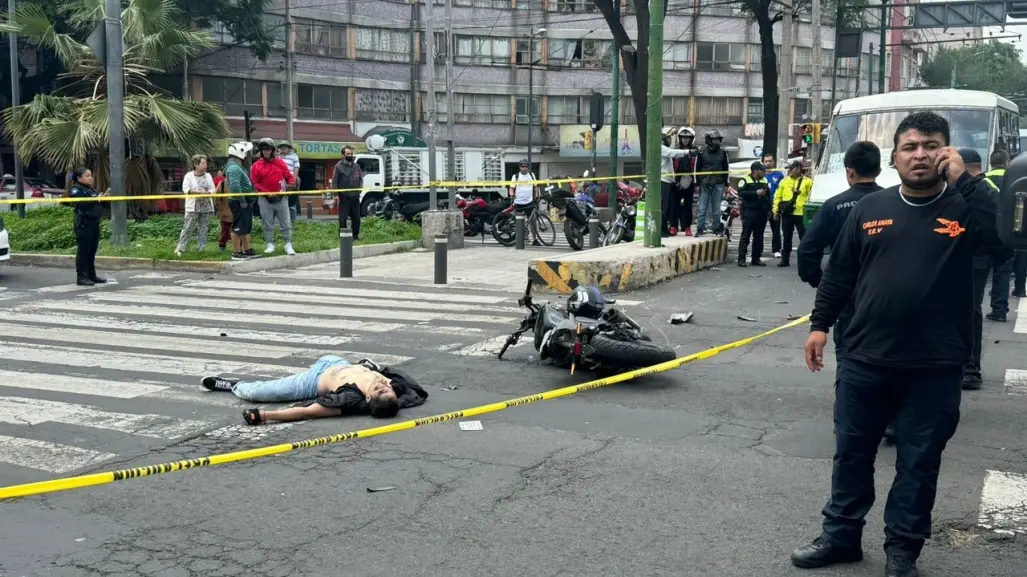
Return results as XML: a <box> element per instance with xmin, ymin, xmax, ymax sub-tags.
<box><xmin>306</xmin><ymin>200</ymin><xmax>313</xmax><ymax>219</ymax></box>
<box><xmin>588</xmin><ymin>216</ymin><xmax>600</xmax><ymax>249</ymax></box>
<box><xmin>434</xmin><ymin>234</ymin><xmax>448</xmax><ymax>284</ymax></box>
<box><xmin>339</xmin><ymin>228</ymin><xmax>353</xmax><ymax>278</ymax></box>
<box><xmin>515</xmin><ymin>214</ymin><xmax>526</xmax><ymax>250</ymax></box>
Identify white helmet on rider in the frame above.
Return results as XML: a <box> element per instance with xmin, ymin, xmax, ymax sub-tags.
<box><xmin>227</xmin><ymin>141</ymin><xmax>253</xmax><ymax>160</ymax></box>
<box><xmin>677</xmin><ymin>126</ymin><xmax>696</xmax><ymax>146</ymax></box>
<box><xmin>661</xmin><ymin>126</ymin><xmax>676</xmax><ymax>146</ymax></box>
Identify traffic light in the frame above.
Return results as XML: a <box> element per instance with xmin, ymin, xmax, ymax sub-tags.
<box><xmin>801</xmin><ymin>123</ymin><xmax>814</xmax><ymax>145</ymax></box>
<box><xmin>583</xmin><ymin>130</ymin><xmax>594</xmax><ymax>151</ymax></box>
<box><xmin>812</xmin><ymin>122</ymin><xmax>822</xmax><ymax>144</ymax></box>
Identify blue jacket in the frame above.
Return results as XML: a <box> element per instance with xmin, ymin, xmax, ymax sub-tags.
<box><xmin>765</xmin><ymin>170</ymin><xmax>784</xmax><ymax>201</ymax></box>
<box><xmin>797</xmin><ymin>182</ymin><xmax>883</xmax><ymax>289</ymax></box>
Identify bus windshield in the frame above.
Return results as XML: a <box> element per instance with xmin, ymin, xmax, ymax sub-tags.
<box><xmin>819</xmin><ymin>109</ymin><xmax>993</xmax><ymax>174</ymax></box>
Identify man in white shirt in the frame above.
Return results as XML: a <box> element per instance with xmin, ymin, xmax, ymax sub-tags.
<box><xmin>509</xmin><ymin>159</ymin><xmax>540</xmax><ymax>245</ymax></box>
<box><xmin>278</xmin><ymin>142</ymin><xmax>301</xmax><ymax>221</ymax></box>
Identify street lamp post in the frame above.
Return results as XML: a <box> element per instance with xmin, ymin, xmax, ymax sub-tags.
<box><xmin>526</xmin><ymin>28</ymin><xmax>546</xmax><ymax>170</ymax></box>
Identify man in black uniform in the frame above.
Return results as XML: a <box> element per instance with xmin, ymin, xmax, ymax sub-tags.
<box><xmin>790</xmin><ymin>112</ymin><xmax>1002</xmax><ymax>577</ymax></box>
<box><xmin>983</xmin><ymin>150</ymin><xmax>1015</xmax><ymax>318</ymax></box>
<box><xmin>736</xmin><ymin>161</ymin><xmax>770</xmax><ymax>267</ymax></box>
<box><xmin>796</xmin><ymin>142</ymin><xmax>891</xmax><ymax>438</ymax></box>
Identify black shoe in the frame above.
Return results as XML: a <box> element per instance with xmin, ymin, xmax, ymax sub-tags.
<box><xmin>790</xmin><ymin>536</ymin><xmax>863</xmax><ymax>569</ymax></box>
<box><xmin>885</xmin><ymin>555</ymin><xmax>919</xmax><ymax>577</ymax></box>
<box><xmin>231</xmin><ymin>252</ymin><xmax>247</xmax><ymax>261</ymax></box>
<box><xmin>961</xmin><ymin>374</ymin><xmax>982</xmax><ymax>390</ymax></box>
<box><xmin>986</xmin><ymin>311</ymin><xmax>1007</xmax><ymax>322</ymax></box>
<box><xmin>244</xmin><ymin>249</ymin><xmax>256</xmax><ymax>256</ymax></box>
<box><xmin>737</xmin><ymin>260</ymin><xmax>748</xmax><ymax>267</ymax></box>
<box><xmin>76</xmin><ymin>277</ymin><xmax>95</xmax><ymax>287</ymax></box>
<box><xmin>777</xmin><ymin>260</ymin><xmax>790</xmax><ymax>267</ymax></box>
<box><xmin>89</xmin><ymin>276</ymin><xmax>107</xmax><ymax>284</ymax></box>
<box><xmin>751</xmin><ymin>260</ymin><xmax>767</xmax><ymax>267</ymax></box>
<box><xmin>1013</xmin><ymin>289</ymin><xmax>1026</xmax><ymax>298</ymax></box>
<box><xmin>882</xmin><ymin>426</ymin><xmax>897</xmax><ymax>446</ymax></box>
<box><xmin>201</xmin><ymin>376</ymin><xmax>239</xmax><ymax>392</ymax></box>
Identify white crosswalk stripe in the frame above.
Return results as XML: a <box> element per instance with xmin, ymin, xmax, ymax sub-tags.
<box><xmin>0</xmin><ymin>276</ymin><xmax>552</xmax><ymax>480</ymax></box>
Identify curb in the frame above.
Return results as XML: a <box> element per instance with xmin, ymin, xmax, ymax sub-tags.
<box><xmin>528</xmin><ymin>236</ymin><xmax>729</xmax><ymax>294</ymax></box>
<box><xmin>7</xmin><ymin>240</ymin><xmax>421</xmax><ymax>274</ymax></box>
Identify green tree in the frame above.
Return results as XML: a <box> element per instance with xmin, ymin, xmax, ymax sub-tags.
<box><xmin>0</xmin><ymin>0</ymin><xmax>231</xmax><ymax>224</ymax></box>
<box><xmin>920</xmin><ymin>43</ymin><xmax>1027</xmax><ymax>99</ymax></box>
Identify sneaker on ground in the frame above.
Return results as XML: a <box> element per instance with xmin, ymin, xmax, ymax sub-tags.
<box><xmin>231</xmin><ymin>252</ymin><xmax>247</xmax><ymax>261</ymax></box>
<box><xmin>285</xmin><ymin>243</ymin><xmax>296</xmax><ymax>255</ymax></box>
<box><xmin>264</xmin><ymin>243</ymin><xmax>275</xmax><ymax>254</ymax></box>
<box><xmin>201</xmin><ymin>376</ymin><xmax>240</xmax><ymax>392</ymax></box>
<box><xmin>774</xmin><ymin>252</ymin><xmax>782</xmax><ymax>258</ymax></box>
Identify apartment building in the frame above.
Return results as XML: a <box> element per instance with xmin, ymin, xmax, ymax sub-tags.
<box><xmin>187</xmin><ymin>0</ymin><xmax>921</xmax><ymax>184</ymax></box>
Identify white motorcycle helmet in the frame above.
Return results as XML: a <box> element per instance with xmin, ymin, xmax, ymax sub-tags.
<box><xmin>228</xmin><ymin>141</ymin><xmax>253</xmax><ymax>160</ymax></box>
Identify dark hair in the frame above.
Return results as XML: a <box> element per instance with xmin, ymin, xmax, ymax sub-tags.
<box><xmin>368</xmin><ymin>395</ymin><xmax>399</xmax><ymax>418</ymax></box>
<box><xmin>991</xmin><ymin>149</ymin><xmax>1010</xmax><ymax>168</ymax></box>
<box><xmin>343</xmin><ymin>145</ymin><xmax>354</xmax><ymax>154</ymax></box>
<box><xmin>893</xmin><ymin>111</ymin><xmax>950</xmax><ymax>148</ymax></box>
<box><xmin>761</xmin><ymin>152</ymin><xmax>774</xmax><ymax>161</ymax></box>
<box><xmin>844</xmin><ymin>142</ymin><xmax>882</xmax><ymax>178</ymax></box>
<box><xmin>64</xmin><ymin>167</ymin><xmax>91</xmax><ymax>197</ymax></box>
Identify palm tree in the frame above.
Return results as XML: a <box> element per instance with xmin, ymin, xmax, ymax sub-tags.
<box><xmin>1</xmin><ymin>0</ymin><xmax>231</xmax><ymax>225</ymax></box>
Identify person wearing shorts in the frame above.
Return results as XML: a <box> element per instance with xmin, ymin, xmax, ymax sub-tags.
<box><xmin>224</xmin><ymin>142</ymin><xmax>255</xmax><ymax>260</ymax></box>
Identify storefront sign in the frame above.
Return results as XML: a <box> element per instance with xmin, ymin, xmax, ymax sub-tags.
<box><xmin>294</xmin><ymin>141</ymin><xmax>365</xmax><ymax>159</ymax></box>
<box><xmin>737</xmin><ymin>138</ymin><xmax>766</xmax><ymax>159</ymax></box>
<box><xmin>559</xmin><ymin>125</ymin><xmax>641</xmax><ymax>158</ymax></box>
<box><xmin>362</xmin><ymin>127</ymin><xmax>427</xmax><ymax>149</ymax></box>
<box><xmin>744</xmin><ymin>123</ymin><xmax>765</xmax><ymax>138</ymax></box>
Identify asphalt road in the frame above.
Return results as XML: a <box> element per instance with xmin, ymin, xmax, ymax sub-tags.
<box><xmin>0</xmin><ymin>259</ymin><xmax>1024</xmax><ymax>577</ymax></box>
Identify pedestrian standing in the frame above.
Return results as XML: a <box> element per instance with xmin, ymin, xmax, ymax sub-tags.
<box><xmin>225</xmin><ymin>141</ymin><xmax>255</xmax><ymax>260</ymax></box>
<box><xmin>278</xmin><ymin>142</ymin><xmax>301</xmax><ymax>222</ymax></box>
<box><xmin>762</xmin><ymin>152</ymin><xmax>784</xmax><ymax>258</ymax></box>
<box><xmin>793</xmin><ymin>111</ymin><xmax>1003</xmax><ymax>577</ymax></box>
<box><xmin>67</xmin><ymin>168</ymin><xmax>108</xmax><ymax>286</ymax></box>
<box><xmin>772</xmin><ymin>160</ymin><xmax>812</xmax><ymax>267</ymax></box>
<box><xmin>251</xmin><ymin>138</ymin><xmax>296</xmax><ymax>255</ymax></box>
<box><xmin>660</xmin><ymin>127</ymin><xmax>693</xmax><ymax>236</ymax></box>
<box><xmin>332</xmin><ymin>145</ymin><xmax>363</xmax><ymax>240</ymax></box>
<box><xmin>735</xmin><ymin>161</ymin><xmax>770</xmax><ymax>267</ymax></box>
<box><xmin>694</xmin><ymin>129</ymin><xmax>730</xmax><ymax>236</ymax></box>
<box><xmin>509</xmin><ymin>159</ymin><xmax>541</xmax><ymax>246</ymax></box>
<box><xmin>674</xmin><ymin>127</ymin><xmax>699</xmax><ymax>236</ymax></box>
<box><xmin>213</xmin><ymin>169</ymin><xmax>233</xmax><ymax>252</ymax></box>
<box><xmin>983</xmin><ymin>150</ymin><xmax>1012</xmax><ymax>320</ymax></box>
<box><xmin>175</xmin><ymin>155</ymin><xmax>215</xmax><ymax>257</ymax></box>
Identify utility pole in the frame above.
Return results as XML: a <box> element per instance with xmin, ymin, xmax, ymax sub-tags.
<box><xmin>445</xmin><ymin>0</ymin><xmax>456</xmax><ymax>208</ymax></box>
<box><xmin>607</xmin><ymin>0</ymin><xmax>621</xmax><ymax>205</ymax></box>
<box><xmin>105</xmin><ymin>0</ymin><xmax>127</xmax><ymax>245</ymax></box>
<box><xmin>285</xmin><ymin>0</ymin><xmax>295</xmax><ymax>143</ymax></box>
<box><xmin>642</xmin><ymin>0</ymin><xmax>665</xmax><ymax>248</ymax></box>
<box><xmin>8</xmin><ymin>0</ymin><xmax>24</xmax><ymax>219</ymax></box>
<box><xmin>424</xmin><ymin>0</ymin><xmax>438</xmax><ymax>209</ymax></box>
<box><xmin>526</xmin><ymin>33</ymin><xmax>535</xmax><ymax>170</ymax></box>
<box><xmin>778</xmin><ymin>5</ymin><xmax>794</xmax><ymax>159</ymax></box>
<box><xmin>868</xmin><ymin>42</ymin><xmax>874</xmax><ymax>95</ymax></box>
<box><xmin>879</xmin><ymin>1</ymin><xmax>888</xmax><ymax>94</ymax></box>
<box><xmin>810</xmin><ymin>0</ymin><xmax>822</xmax><ymax>161</ymax></box>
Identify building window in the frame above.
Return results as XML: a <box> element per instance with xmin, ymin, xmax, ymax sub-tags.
<box><xmin>483</xmin><ymin>151</ymin><xmax>504</xmax><ymax>182</ymax></box>
<box><xmin>296</xmin><ymin>84</ymin><xmax>348</xmax><ymax>120</ymax></box>
<box><xmin>698</xmin><ymin>0</ymin><xmax>736</xmax><ymax>16</ymax></box>
<box><xmin>424</xmin><ymin>93</ymin><xmax>510</xmax><ymax>123</ymax></box>
<box><xmin>549</xmin><ymin>0</ymin><xmax>597</xmax><ymax>11</ymax></box>
<box><xmin>355</xmin><ymin>27</ymin><xmax>410</xmax><ymax>62</ymax></box>
<box><xmin>455</xmin><ymin>35</ymin><xmax>511</xmax><ymax>66</ymax></box>
<box><xmin>515</xmin><ymin>95</ymin><xmax>540</xmax><ymax>124</ymax></box>
<box><xmin>794</xmin><ymin>47</ymin><xmax>811</xmax><ymax>75</ymax></box>
<box><xmin>663</xmin><ymin>42</ymin><xmax>691</xmax><ymax>70</ymax></box>
<box><xmin>420</xmin><ymin>32</ymin><xmax>447</xmax><ymax>64</ymax></box>
<box><xmin>747</xmin><ymin>98</ymin><xmax>764</xmax><ymax>123</ymax></box>
<box><xmin>662</xmin><ymin>96</ymin><xmax>689</xmax><ymax>125</ymax></box>
<box><xmin>547</xmin><ymin>96</ymin><xmax>582</xmax><ymax>124</ymax></box>
<box><xmin>355</xmin><ymin>88</ymin><xmax>410</xmax><ymax>122</ymax></box>
<box><xmin>821</xmin><ymin>99</ymin><xmax>834</xmax><ymax>122</ymax></box>
<box><xmin>548</xmin><ymin>38</ymin><xmax>611</xmax><ymax>69</ymax></box>
<box><xmin>694</xmin><ymin>97</ymin><xmax>743</xmax><ymax>125</ymax></box>
<box><xmin>454</xmin><ymin>0</ymin><xmax>516</xmax><ymax>8</ymax></box>
<box><xmin>201</xmin><ymin>76</ymin><xmax>262</xmax><ymax>117</ymax></box>
<box><xmin>294</xmin><ymin>19</ymin><xmax>346</xmax><ymax>57</ymax></box>
<box><xmin>749</xmin><ymin>44</ymin><xmax>780</xmax><ymax>72</ymax></box>
<box><xmin>822</xmin><ymin>48</ymin><xmax>834</xmax><ymax>76</ymax></box>
<box><xmin>793</xmin><ymin>98</ymin><xmax>811</xmax><ymax>123</ymax></box>
<box><xmin>696</xmin><ymin>42</ymin><xmax>745</xmax><ymax>71</ymax></box>
<box><xmin>516</xmin><ymin>38</ymin><xmax>542</xmax><ymax>65</ymax></box>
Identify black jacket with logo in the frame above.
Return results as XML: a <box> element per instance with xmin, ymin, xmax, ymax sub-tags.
<box><xmin>810</xmin><ymin>173</ymin><xmax>1002</xmax><ymax>368</ymax></box>
<box><xmin>736</xmin><ymin>174</ymin><xmax>770</xmax><ymax>213</ymax></box>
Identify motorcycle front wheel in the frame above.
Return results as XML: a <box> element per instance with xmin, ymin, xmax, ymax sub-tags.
<box><xmin>491</xmin><ymin>212</ymin><xmax>516</xmax><ymax>246</ymax></box>
<box><xmin>588</xmin><ymin>335</ymin><xmax>676</xmax><ymax>370</ymax></box>
<box><xmin>603</xmin><ymin>225</ymin><xmax>624</xmax><ymax>246</ymax></box>
<box><xmin>565</xmin><ymin>221</ymin><xmax>585</xmax><ymax>251</ymax></box>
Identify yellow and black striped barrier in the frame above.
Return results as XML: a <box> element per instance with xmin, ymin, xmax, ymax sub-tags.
<box><xmin>0</xmin><ymin>314</ymin><xmax>810</xmax><ymax>500</ymax></box>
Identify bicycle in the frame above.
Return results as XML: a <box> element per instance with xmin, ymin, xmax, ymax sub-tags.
<box><xmin>490</xmin><ymin>197</ymin><xmax>557</xmax><ymax>247</ymax></box>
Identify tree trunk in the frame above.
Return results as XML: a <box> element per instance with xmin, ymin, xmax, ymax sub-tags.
<box><xmin>755</xmin><ymin>16</ymin><xmax>779</xmax><ymax>158</ymax></box>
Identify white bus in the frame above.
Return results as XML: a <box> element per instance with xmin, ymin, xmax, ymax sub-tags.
<box><xmin>806</xmin><ymin>89</ymin><xmax>1021</xmax><ymax>226</ymax></box>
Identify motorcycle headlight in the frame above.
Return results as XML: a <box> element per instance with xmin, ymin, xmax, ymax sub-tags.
<box><xmin>720</xmin><ymin>200</ymin><xmax>729</xmax><ymax>211</ymax></box>
<box><xmin>627</xmin><ymin>206</ymin><xmax>636</xmax><ymax>216</ymax></box>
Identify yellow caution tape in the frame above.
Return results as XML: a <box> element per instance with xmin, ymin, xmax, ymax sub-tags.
<box><xmin>0</xmin><ymin>314</ymin><xmax>809</xmax><ymax>500</ymax></box>
<box><xmin>0</xmin><ymin>167</ymin><xmax>786</xmax><ymax>206</ymax></box>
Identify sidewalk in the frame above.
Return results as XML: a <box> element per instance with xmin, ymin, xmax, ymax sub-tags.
<box><xmin>241</xmin><ymin>243</ymin><xmax>555</xmax><ymax>291</ymax></box>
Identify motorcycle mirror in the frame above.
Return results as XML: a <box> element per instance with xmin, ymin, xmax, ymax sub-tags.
<box><xmin>997</xmin><ymin>153</ymin><xmax>1027</xmax><ymax>249</ymax></box>
<box><xmin>582</xmin><ymin>170</ymin><xmax>590</xmax><ymax>178</ymax></box>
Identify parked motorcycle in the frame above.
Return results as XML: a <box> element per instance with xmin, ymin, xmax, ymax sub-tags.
<box><xmin>563</xmin><ymin>171</ymin><xmax>607</xmax><ymax>251</ymax></box>
<box><xmin>603</xmin><ymin>200</ymin><xmax>637</xmax><ymax>246</ymax></box>
<box><xmin>458</xmin><ymin>193</ymin><xmax>509</xmax><ymax>237</ymax></box>
<box><xmin>717</xmin><ymin>187</ymin><xmax>741</xmax><ymax>239</ymax></box>
<box><xmin>498</xmin><ymin>281</ymin><xmax>676</xmax><ymax>373</ymax></box>
<box><xmin>371</xmin><ymin>192</ymin><xmax>438</xmax><ymax>224</ymax></box>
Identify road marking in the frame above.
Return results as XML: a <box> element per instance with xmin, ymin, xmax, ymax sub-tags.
<box><xmin>23</xmin><ymin>301</ymin><xmax>406</xmax><ymax>333</ymax></box>
<box><xmin>181</xmin><ymin>279</ymin><xmax>510</xmax><ymax>304</ymax></box>
<box><xmin>979</xmin><ymin>470</ymin><xmax>1027</xmax><ymax>535</ymax></box>
<box><xmin>1004</xmin><ymin>369</ymin><xmax>1027</xmax><ymax>396</ymax></box>
<box><xmin>0</xmin><ymin>370</ymin><xmax>251</xmax><ymax>407</ymax></box>
<box><xmin>0</xmin><ymin>435</ymin><xmax>117</xmax><ymax>474</ymax></box>
<box><xmin>453</xmin><ymin>335</ymin><xmax>527</xmax><ymax>357</ymax></box>
<box><xmin>1015</xmin><ymin>298</ymin><xmax>1026</xmax><ymax>334</ymax></box>
<box><xmin>85</xmin><ymin>292</ymin><xmax>517</xmax><ymax>325</ymax></box>
<box><xmin>34</xmin><ymin>284</ymin><xmax>99</xmax><ymax>294</ymax></box>
<box><xmin>0</xmin><ymin>311</ymin><xmax>354</xmax><ymax>346</ymax></box>
<box><xmin>0</xmin><ymin>396</ymin><xmax>210</xmax><ymax>439</ymax></box>
<box><xmin>128</xmin><ymin>285</ymin><xmax>521</xmax><ymax>315</ymax></box>
<box><xmin>0</xmin><ymin>322</ymin><xmax>317</xmax><ymax>360</ymax></box>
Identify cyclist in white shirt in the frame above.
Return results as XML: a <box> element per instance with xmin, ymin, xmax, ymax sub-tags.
<box><xmin>508</xmin><ymin>159</ymin><xmax>541</xmax><ymax>245</ymax></box>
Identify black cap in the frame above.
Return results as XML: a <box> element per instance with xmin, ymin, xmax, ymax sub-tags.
<box><xmin>787</xmin><ymin>159</ymin><xmax>803</xmax><ymax>170</ymax></box>
<box><xmin>750</xmin><ymin>161</ymin><xmax>766</xmax><ymax>172</ymax></box>
<box><xmin>958</xmin><ymin>148</ymin><xmax>982</xmax><ymax>165</ymax></box>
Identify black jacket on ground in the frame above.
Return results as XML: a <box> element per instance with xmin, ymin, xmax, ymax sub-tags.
<box><xmin>810</xmin><ymin>172</ymin><xmax>1002</xmax><ymax>369</ymax></box>
<box><xmin>306</xmin><ymin>367</ymin><xmax>429</xmax><ymax>415</ymax></box>
<box><xmin>797</xmin><ymin>182</ymin><xmax>883</xmax><ymax>289</ymax></box>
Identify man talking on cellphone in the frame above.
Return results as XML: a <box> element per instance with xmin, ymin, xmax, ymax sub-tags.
<box><xmin>790</xmin><ymin>112</ymin><xmax>1002</xmax><ymax>577</ymax></box>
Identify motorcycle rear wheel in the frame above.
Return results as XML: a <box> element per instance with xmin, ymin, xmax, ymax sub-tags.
<box><xmin>588</xmin><ymin>335</ymin><xmax>676</xmax><ymax>370</ymax></box>
<box><xmin>565</xmin><ymin>221</ymin><xmax>584</xmax><ymax>251</ymax></box>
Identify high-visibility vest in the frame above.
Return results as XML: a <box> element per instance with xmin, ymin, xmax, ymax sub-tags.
<box><xmin>985</xmin><ymin>168</ymin><xmax>1005</xmax><ymax>192</ymax></box>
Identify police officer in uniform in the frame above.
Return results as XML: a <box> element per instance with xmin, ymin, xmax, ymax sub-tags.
<box><xmin>735</xmin><ymin>161</ymin><xmax>770</xmax><ymax>267</ymax></box>
<box><xmin>983</xmin><ymin>150</ymin><xmax>1016</xmax><ymax>318</ymax></box>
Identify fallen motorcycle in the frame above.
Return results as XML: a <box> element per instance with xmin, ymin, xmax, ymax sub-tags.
<box><xmin>498</xmin><ymin>282</ymin><xmax>676</xmax><ymax>373</ymax></box>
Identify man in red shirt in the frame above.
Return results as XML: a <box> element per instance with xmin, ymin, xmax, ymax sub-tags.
<box><xmin>250</xmin><ymin>138</ymin><xmax>297</xmax><ymax>255</ymax></box>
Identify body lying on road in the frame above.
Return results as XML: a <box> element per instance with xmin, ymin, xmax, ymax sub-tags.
<box><xmin>201</xmin><ymin>356</ymin><xmax>428</xmax><ymax>425</ymax></box>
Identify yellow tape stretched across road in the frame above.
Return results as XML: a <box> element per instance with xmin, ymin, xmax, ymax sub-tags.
<box><xmin>0</xmin><ymin>167</ymin><xmax>783</xmax><ymax>206</ymax></box>
<box><xmin>0</xmin><ymin>314</ymin><xmax>810</xmax><ymax>500</ymax></box>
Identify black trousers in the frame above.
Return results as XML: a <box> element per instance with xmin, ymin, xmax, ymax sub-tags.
<box><xmin>74</xmin><ymin>214</ymin><xmax>101</xmax><ymax>280</ymax></box>
<box><xmin>1014</xmin><ymin>250</ymin><xmax>1027</xmax><ymax>293</ymax></box>
<box><xmin>338</xmin><ymin>194</ymin><xmax>361</xmax><ymax>240</ymax></box>
<box><xmin>675</xmin><ymin>184</ymin><xmax>694</xmax><ymax>231</ymax></box>
<box><xmin>967</xmin><ymin>265</ymin><xmax>990</xmax><ymax>378</ymax></box>
<box><xmin>989</xmin><ymin>258</ymin><xmax>1012</xmax><ymax>315</ymax></box>
<box><xmin>780</xmin><ymin>213</ymin><xmax>806</xmax><ymax>259</ymax></box>
<box><xmin>660</xmin><ymin>181</ymin><xmax>675</xmax><ymax>233</ymax></box>
<box><xmin>737</xmin><ymin>209</ymin><xmax>766</xmax><ymax>263</ymax></box>
<box><xmin>822</xmin><ymin>358</ymin><xmax>962</xmax><ymax>559</ymax></box>
<box><xmin>768</xmin><ymin>212</ymin><xmax>782</xmax><ymax>253</ymax></box>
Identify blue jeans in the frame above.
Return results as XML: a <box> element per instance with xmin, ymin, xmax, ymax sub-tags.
<box><xmin>697</xmin><ymin>183</ymin><xmax>724</xmax><ymax>233</ymax></box>
<box><xmin>232</xmin><ymin>355</ymin><xmax>351</xmax><ymax>402</ymax></box>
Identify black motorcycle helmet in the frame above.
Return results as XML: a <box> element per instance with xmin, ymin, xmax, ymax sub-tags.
<box><xmin>704</xmin><ymin>129</ymin><xmax>724</xmax><ymax>150</ymax></box>
<box><xmin>566</xmin><ymin>285</ymin><xmax>605</xmax><ymax>319</ymax></box>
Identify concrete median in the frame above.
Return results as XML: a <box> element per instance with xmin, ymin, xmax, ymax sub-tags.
<box><xmin>528</xmin><ymin>235</ymin><xmax>729</xmax><ymax>294</ymax></box>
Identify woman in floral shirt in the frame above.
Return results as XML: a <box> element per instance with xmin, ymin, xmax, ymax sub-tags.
<box><xmin>176</xmin><ymin>154</ymin><xmax>216</xmax><ymax>256</ymax></box>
